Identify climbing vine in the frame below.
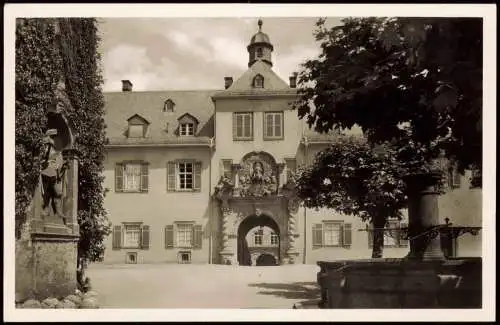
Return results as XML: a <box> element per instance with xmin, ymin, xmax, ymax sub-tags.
<box><xmin>15</xmin><ymin>18</ymin><xmax>111</xmax><ymax>280</ymax></box>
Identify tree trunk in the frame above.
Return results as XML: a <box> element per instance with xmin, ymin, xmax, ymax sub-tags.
<box><xmin>371</xmin><ymin>217</ymin><xmax>386</xmax><ymax>258</ymax></box>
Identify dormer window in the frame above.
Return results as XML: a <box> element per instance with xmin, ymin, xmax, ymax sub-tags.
<box><xmin>164</xmin><ymin>99</ymin><xmax>175</xmax><ymax>112</ymax></box>
<box><xmin>127</xmin><ymin>114</ymin><xmax>149</xmax><ymax>138</ymax></box>
<box><xmin>256</xmin><ymin>47</ymin><xmax>263</xmax><ymax>58</ymax></box>
<box><xmin>253</xmin><ymin>74</ymin><xmax>264</xmax><ymax>88</ymax></box>
<box><xmin>179</xmin><ymin>123</ymin><xmax>194</xmax><ymax>136</ymax></box>
<box><xmin>177</xmin><ymin>113</ymin><xmax>199</xmax><ymax>137</ymax></box>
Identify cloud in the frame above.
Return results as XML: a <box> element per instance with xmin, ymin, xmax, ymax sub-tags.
<box><xmin>99</xmin><ymin>17</ymin><xmax>340</xmax><ymax>92</ymax></box>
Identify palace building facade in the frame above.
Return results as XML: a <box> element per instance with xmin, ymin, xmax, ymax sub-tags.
<box><xmin>101</xmin><ymin>21</ymin><xmax>482</xmax><ymax>265</ymax></box>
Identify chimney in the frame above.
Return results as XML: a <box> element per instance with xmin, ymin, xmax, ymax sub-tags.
<box><xmin>122</xmin><ymin>80</ymin><xmax>133</xmax><ymax>92</ymax></box>
<box><xmin>289</xmin><ymin>72</ymin><xmax>298</xmax><ymax>88</ymax></box>
<box><xmin>224</xmin><ymin>77</ymin><xmax>233</xmax><ymax>89</ymax></box>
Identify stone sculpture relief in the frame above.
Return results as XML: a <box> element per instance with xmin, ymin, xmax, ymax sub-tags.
<box><xmin>238</xmin><ymin>152</ymin><xmax>278</xmax><ymax>197</ymax></box>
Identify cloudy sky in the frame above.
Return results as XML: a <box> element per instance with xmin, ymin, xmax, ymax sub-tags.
<box><xmin>97</xmin><ymin>17</ymin><xmax>342</xmax><ymax>92</ymax></box>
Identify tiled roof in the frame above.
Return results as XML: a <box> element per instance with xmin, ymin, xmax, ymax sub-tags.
<box><xmin>217</xmin><ymin>60</ymin><xmax>291</xmax><ymax>94</ymax></box>
<box><xmin>104</xmin><ymin>90</ymin><xmax>216</xmax><ymax>146</ymax></box>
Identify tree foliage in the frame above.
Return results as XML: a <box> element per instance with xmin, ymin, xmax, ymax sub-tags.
<box><xmin>295</xmin><ymin>17</ymin><xmax>482</xmax><ymax>175</ymax></box>
<box><xmin>15</xmin><ymin>18</ymin><xmax>111</xmax><ymax>282</ymax></box>
<box><xmin>296</xmin><ymin>137</ymin><xmax>408</xmax><ymax>257</ymax></box>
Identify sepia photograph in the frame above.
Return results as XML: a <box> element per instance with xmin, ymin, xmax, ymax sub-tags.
<box><xmin>4</xmin><ymin>3</ymin><xmax>496</xmax><ymax>322</ymax></box>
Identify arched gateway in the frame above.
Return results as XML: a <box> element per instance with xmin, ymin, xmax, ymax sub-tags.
<box><xmin>214</xmin><ymin>151</ymin><xmax>301</xmax><ymax>266</ymax></box>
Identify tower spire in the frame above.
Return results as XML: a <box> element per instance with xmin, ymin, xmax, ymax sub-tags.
<box><xmin>247</xmin><ymin>18</ymin><xmax>274</xmax><ymax>67</ymax></box>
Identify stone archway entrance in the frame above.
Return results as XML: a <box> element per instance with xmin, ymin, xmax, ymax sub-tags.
<box><xmin>237</xmin><ymin>214</ymin><xmax>280</xmax><ymax>266</ymax></box>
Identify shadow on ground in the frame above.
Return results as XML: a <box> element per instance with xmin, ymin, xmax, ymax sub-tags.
<box><xmin>248</xmin><ymin>281</ymin><xmax>320</xmax><ymax>307</ymax></box>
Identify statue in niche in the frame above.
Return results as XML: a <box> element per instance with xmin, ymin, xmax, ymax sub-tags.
<box><xmin>238</xmin><ymin>152</ymin><xmax>278</xmax><ymax>197</ymax></box>
<box><xmin>251</xmin><ymin>161</ymin><xmax>265</xmax><ymax>183</ymax></box>
<box><xmin>40</xmin><ymin>128</ymin><xmax>70</xmax><ymax>225</ymax></box>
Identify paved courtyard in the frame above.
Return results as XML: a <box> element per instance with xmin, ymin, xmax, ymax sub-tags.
<box><xmin>86</xmin><ymin>263</ymin><xmax>321</xmax><ymax>308</ymax></box>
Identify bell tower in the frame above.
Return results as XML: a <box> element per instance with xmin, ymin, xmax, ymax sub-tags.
<box><xmin>247</xmin><ymin>19</ymin><xmax>274</xmax><ymax>68</ymax></box>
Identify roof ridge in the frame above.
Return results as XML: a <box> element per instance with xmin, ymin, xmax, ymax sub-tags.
<box><xmin>104</xmin><ymin>89</ymin><xmax>221</xmax><ymax>94</ymax></box>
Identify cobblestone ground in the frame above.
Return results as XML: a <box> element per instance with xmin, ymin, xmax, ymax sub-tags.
<box><xmin>86</xmin><ymin>263</ymin><xmax>321</xmax><ymax>308</ymax></box>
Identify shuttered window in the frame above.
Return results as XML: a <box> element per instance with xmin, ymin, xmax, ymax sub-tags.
<box><xmin>343</xmin><ymin>223</ymin><xmax>352</xmax><ymax>247</ymax></box>
<box><xmin>312</xmin><ymin>224</ymin><xmax>323</xmax><ymax>247</ymax></box>
<box><xmin>193</xmin><ymin>225</ymin><xmax>203</xmax><ymax>249</ymax></box>
<box><xmin>176</xmin><ymin>223</ymin><xmax>193</xmax><ymax>247</ymax></box>
<box><xmin>368</xmin><ymin>220</ymin><xmax>408</xmax><ymax>248</ymax></box>
<box><xmin>167</xmin><ymin>162</ymin><xmax>176</xmax><ymax>192</ymax></box>
<box><xmin>165</xmin><ymin>223</ymin><xmax>203</xmax><ymax>249</ymax></box>
<box><xmin>115</xmin><ymin>164</ymin><xmax>124</xmax><ymax>192</ymax></box>
<box><xmin>313</xmin><ymin>222</ymin><xmax>352</xmax><ymax>248</ymax></box>
<box><xmin>112</xmin><ymin>225</ymin><xmax>122</xmax><ymax>249</ymax></box>
<box><xmin>115</xmin><ymin>162</ymin><xmax>149</xmax><ymax>193</ymax></box>
<box><xmin>233</xmin><ymin>112</ymin><xmax>253</xmax><ymax>140</ymax></box>
<box><xmin>165</xmin><ymin>225</ymin><xmax>174</xmax><ymax>248</ymax></box>
<box><xmin>264</xmin><ymin>112</ymin><xmax>284</xmax><ymax>140</ymax></box>
<box><xmin>141</xmin><ymin>225</ymin><xmax>150</xmax><ymax>250</ymax></box>
<box><xmin>166</xmin><ymin>161</ymin><xmax>202</xmax><ymax>192</ymax></box>
<box><xmin>113</xmin><ymin>224</ymin><xmax>150</xmax><ymax>250</ymax></box>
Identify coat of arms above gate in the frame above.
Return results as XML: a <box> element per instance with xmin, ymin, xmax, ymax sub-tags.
<box><xmin>238</xmin><ymin>151</ymin><xmax>278</xmax><ymax>197</ymax></box>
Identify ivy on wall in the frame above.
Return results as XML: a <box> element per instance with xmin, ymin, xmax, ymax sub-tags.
<box><xmin>15</xmin><ymin>18</ymin><xmax>111</xmax><ymax>275</ymax></box>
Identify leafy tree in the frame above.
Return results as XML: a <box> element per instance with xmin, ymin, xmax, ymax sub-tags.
<box><xmin>295</xmin><ymin>17</ymin><xmax>482</xmax><ymax>177</ymax></box>
<box><xmin>15</xmin><ymin>18</ymin><xmax>111</xmax><ymax>289</ymax></box>
<box><xmin>296</xmin><ymin>136</ymin><xmax>408</xmax><ymax>257</ymax></box>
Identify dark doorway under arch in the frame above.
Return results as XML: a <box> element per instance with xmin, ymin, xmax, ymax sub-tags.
<box><xmin>256</xmin><ymin>253</ymin><xmax>277</xmax><ymax>266</ymax></box>
<box><xmin>237</xmin><ymin>214</ymin><xmax>280</xmax><ymax>266</ymax></box>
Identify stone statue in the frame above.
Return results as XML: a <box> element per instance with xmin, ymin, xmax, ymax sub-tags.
<box><xmin>251</xmin><ymin>161</ymin><xmax>265</xmax><ymax>183</ymax></box>
<box><xmin>40</xmin><ymin>128</ymin><xmax>70</xmax><ymax>225</ymax></box>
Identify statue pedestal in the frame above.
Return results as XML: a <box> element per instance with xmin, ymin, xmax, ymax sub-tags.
<box><xmin>16</xmin><ymin>230</ymin><xmax>79</xmax><ymax>302</ymax></box>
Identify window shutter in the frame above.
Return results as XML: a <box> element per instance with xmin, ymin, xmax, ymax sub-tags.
<box><xmin>112</xmin><ymin>225</ymin><xmax>122</xmax><ymax>249</ymax></box>
<box><xmin>399</xmin><ymin>222</ymin><xmax>409</xmax><ymax>247</ymax></box>
<box><xmin>141</xmin><ymin>225</ymin><xmax>150</xmax><ymax>250</ymax></box>
<box><xmin>368</xmin><ymin>224</ymin><xmax>373</xmax><ymax>248</ymax></box>
<box><xmin>140</xmin><ymin>163</ymin><xmax>149</xmax><ymax>192</ymax></box>
<box><xmin>115</xmin><ymin>164</ymin><xmax>123</xmax><ymax>192</ymax></box>
<box><xmin>194</xmin><ymin>161</ymin><xmax>202</xmax><ymax>191</ymax></box>
<box><xmin>275</xmin><ymin>113</ymin><xmax>282</xmax><ymax>138</ymax></box>
<box><xmin>167</xmin><ymin>161</ymin><xmax>176</xmax><ymax>192</ymax></box>
<box><xmin>312</xmin><ymin>224</ymin><xmax>323</xmax><ymax>247</ymax></box>
<box><xmin>343</xmin><ymin>223</ymin><xmax>352</xmax><ymax>247</ymax></box>
<box><xmin>246</xmin><ymin>114</ymin><xmax>253</xmax><ymax>138</ymax></box>
<box><xmin>165</xmin><ymin>225</ymin><xmax>174</xmax><ymax>249</ymax></box>
<box><xmin>233</xmin><ymin>113</ymin><xmax>238</xmax><ymax>139</ymax></box>
<box><xmin>193</xmin><ymin>224</ymin><xmax>203</xmax><ymax>249</ymax></box>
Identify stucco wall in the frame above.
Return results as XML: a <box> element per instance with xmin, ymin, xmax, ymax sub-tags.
<box><xmin>102</xmin><ymin>146</ymin><xmax>214</xmax><ymax>264</ymax></box>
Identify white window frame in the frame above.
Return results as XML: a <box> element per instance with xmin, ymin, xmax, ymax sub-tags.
<box><xmin>176</xmin><ymin>222</ymin><xmax>194</xmax><ymax>248</ymax></box>
<box><xmin>123</xmin><ymin>163</ymin><xmax>142</xmax><ymax>192</ymax></box>
<box><xmin>270</xmin><ymin>233</ymin><xmax>279</xmax><ymax>246</ymax></box>
<box><xmin>264</xmin><ymin>112</ymin><xmax>284</xmax><ymax>140</ymax></box>
<box><xmin>254</xmin><ymin>231</ymin><xmax>263</xmax><ymax>246</ymax></box>
<box><xmin>123</xmin><ymin>224</ymin><xmax>141</xmax><ymax>248</ymax></box>
<box><xmin>322</xmin><ymin>222</ymin><xmax>342</xmax><ymax>247</ymax></box>
<box><xmin>177</xmin><ymin>161</ymin><xmax>194</xmax><ymax>191</ymax></box>
<box><xmin>179</xmin><ymin>123</ymin><xmax>194</xmax><ymax>136</ymax></box>
<box><xmin>234</xmin><ymin>112</ymin><xmax>253</xmax><ymax>140</ymax></box>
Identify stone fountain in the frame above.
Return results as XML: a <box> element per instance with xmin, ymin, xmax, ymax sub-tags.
<box><xmin>316</xmin><ymin>172</ymin><xmax>482</xmax><ymax>308</ymax></box>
